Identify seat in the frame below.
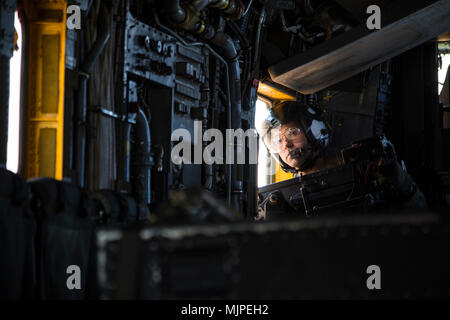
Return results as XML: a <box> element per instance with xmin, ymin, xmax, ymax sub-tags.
<box><xmin>0</xmin><ymin>168</ymin><xmax>36</xmax><ymax>299</ymax></box>
<box><xmin>28</xmin><ymin>178</ymin><xmax>97</xmax><ymax>300</ymax></box>
<box><xmin>91</xmin><ymin>190</ymin><xmax>150</xmax><ymax>227</ymax></box>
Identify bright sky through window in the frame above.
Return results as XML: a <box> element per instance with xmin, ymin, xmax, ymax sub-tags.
<box><xmin>7</xmin><ymin>12</ymin><xmax>21</xmax><ymax>173</ymax></box>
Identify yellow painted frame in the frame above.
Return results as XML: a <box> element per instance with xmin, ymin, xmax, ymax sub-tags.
<box><xmin>257</xmin><ymin>82</ymin><xmax>295</xmax><ymax>183</ymax></box>
<box><xmin>23</xmin><ymin>0</ymin><xmax>66</xmax><ymax>180</ymax></box>
<box><xmin>274</xmin><ymin>166</ymin><xmax>294</xmax><ymax>183</ymax></box>
<box><xmin>257</xmin><ymin>81</ymin><xmax>296</xmax><ymax>103</ymax></box>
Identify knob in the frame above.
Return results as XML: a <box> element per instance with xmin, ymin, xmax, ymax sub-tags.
<box><xmin>156</xmin><ymin>40</ymin><xmax>163</xmax><ymax>54</ymax></box>
<box><xmin>144</xmin><ymin>36</ymin><xmax>151</xmax><ymax>51</ymax></box>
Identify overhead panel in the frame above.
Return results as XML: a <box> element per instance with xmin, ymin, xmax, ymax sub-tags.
<box><xmin>269</xmin><ymin>0</ymin><xmax>450</xmax><ymax>94</ymax></box>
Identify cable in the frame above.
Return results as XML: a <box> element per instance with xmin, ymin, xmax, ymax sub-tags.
<box><xmin>153</xmin><ymin>10</ymin><xmax>233</xmax><ymax>204</ymax></box>
<box><xmin>243</xmin><ymin>0</ymin><xmax>255</xmax><ymax>16</ymax></box>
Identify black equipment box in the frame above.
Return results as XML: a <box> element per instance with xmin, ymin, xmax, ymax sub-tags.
<box><xmin>96</xmin><ymin>212</ymin><xmax>450</xmax><ymax>299</ymax></box>
<box><xmin>257</xmin><ymin>136</ymin><xmax>399</xmax><ymax>218</ymax></box>
<box><xmin>258</xmin><ymin>165</ymin><xmax>361</xmax><ymax>218</ymax></box>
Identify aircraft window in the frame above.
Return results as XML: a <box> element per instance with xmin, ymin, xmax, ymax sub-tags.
<box><xmin>255</xmin><ymin>99</ymin><xmax>276</xmax><ymax>187</ymax></box>
<box><xmin>439</xmin><ymin>53</ymin><xmax>450</xmax><ymax>129</ymax></box>
<box><xmin>7</xmin><ymin>12</ymin><xmax>22</xmax><ymax>173</ymax></box>
<box><xmin>438</xmin><ymin>53</ymin><xmax>450</xmax><ymax>95</ymax></box>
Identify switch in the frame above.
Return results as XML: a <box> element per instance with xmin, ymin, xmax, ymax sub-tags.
<box><xmin>156</xmin><ymin>40</ymin><xmax>163</xmax><ymax>55</ymax></box>
<box><xmin>167</xmin><ymin>46</ymin><xmax>173</xmax><ymax>57</ymax></box>
<box><xmin>176</xmin><ymin>62</ymin><xmax>195</xmax><ymax>79</ymax></box>
<box><xmin>144</xmin><ymin>36</ymin><xmax>151</xmax><ymax>51</ymax></box>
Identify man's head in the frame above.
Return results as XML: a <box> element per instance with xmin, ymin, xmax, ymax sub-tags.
<box><xmin>258</xmin><ymin>101</ymin><xmax>330</xmax><ymax>173</ymax></box>
<box><xmin>276</xmin><ymin>121</ymin><xmax>309</xmax><ymax>170</ymax></box>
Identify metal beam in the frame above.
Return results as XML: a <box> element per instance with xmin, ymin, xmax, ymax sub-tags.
<box><xmin>269</xmin><ymin>0</ymin><xmax>450</xmax><ymax>94</ymax></box>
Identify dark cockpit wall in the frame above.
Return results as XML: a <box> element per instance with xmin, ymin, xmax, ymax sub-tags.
<box><xmin>1</xmin><ymin>0</ymin><xmax>450</xmax><ymax>301</ymax></box>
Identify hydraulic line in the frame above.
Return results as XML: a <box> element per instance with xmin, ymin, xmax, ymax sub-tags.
<box><xmin>74</xmin><ymin>1</ymin><xmax>111</xmax><ymax>188</ymax></box>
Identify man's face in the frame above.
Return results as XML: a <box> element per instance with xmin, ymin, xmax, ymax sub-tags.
<box><xmin>276</xmin><ymin>122</ymin><xmax>309</xmax><ymax>169</ymax></box>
